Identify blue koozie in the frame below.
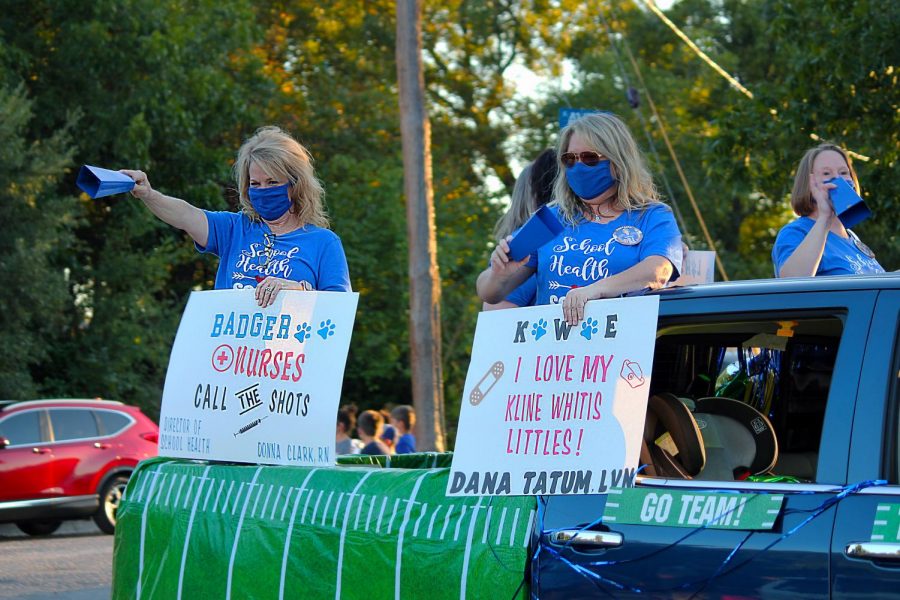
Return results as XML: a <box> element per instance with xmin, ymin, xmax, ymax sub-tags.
<box><xmin>507</xmin><ymin>205</ymin><xmax>565</xmax><ymax>261</ymax></box>
<box><xmin>76</xmin><ymin>165</ymin><xmax>136</xmax><ymax>199</ymax></box>
<box><xmin>826</xmin><ymin>177</ymin><xmax>870</xmax><ymax>228</ymax></box>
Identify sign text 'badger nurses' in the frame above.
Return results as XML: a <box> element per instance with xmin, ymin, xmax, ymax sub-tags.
<box><xmin>158</xmin><ymin>289</ymin><xmax>358</xmax><ymax>466</ymax></box>
<box><xmin>448</xmin><ymin>295</ymin><xmax>660</xmax><ymax>496</ymax></box>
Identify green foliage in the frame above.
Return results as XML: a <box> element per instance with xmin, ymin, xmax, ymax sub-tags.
<box><xmin>1</xmin><ymin>0</ymin><xmax>896</xmax><ymax>441</ymax></box>
<box><xmin>0</xmin><ymin>85</ymin><xmax>77</xmax><ymax>398</ymax></box>
<box><xmin>534</xmin><ymin>0</ymin><xmax>898</xmax><ymax>279</ymax></box>
<box><xmin>0</xmin><ymin>0</ymin><xmax>270</xmax><ymax>414</ymax></box>
<box><xmin>707</xmin><ymin>0</ymin><xmax>900</xmax><ymax>269</ymax></box>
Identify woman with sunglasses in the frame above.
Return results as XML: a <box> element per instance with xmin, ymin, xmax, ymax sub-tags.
<box><xmin>477</xmin><ymin>113</ymin><xmax>682</xmax><ymax>325</ymax></box>
<box><xmin>772</xmin><ymin>143</ymin><xmax>884</xmax><ymax>278</ymax></box>
<box><xmin>122</xmin><ymin>126</ymin><xmax>351</xmax><ymax>307</ymax></box>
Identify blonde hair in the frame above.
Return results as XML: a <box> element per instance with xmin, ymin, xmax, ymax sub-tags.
<box><xmin>553</xmin><ymin>113</ymin><xmax>660</xmax><ymax>225</ymax></box>
<box><xmin>493</xmin><ymin>164</ymin><xmax>534</xmax><ymax>240</ymax></box>
<box><xmin>790</xmin><ymin>143</ymin><xmax>859</xmax><ymax>217</ymax></box>
<box><xmin>234</xmin><ymin>126</ymin><xmax>329</xmax><ymax>228</ymax></box>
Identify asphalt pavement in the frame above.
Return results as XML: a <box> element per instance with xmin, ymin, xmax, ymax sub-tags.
<box><xmin>0</xmin><ymin>520</ymin><xmax>112</xmax><ymax>600</ymax></box>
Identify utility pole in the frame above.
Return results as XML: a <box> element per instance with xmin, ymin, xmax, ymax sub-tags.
<box><xmin>395</xmin><ymin>0</ymin><xmax>446</xmax><ymax>451</ymax></box>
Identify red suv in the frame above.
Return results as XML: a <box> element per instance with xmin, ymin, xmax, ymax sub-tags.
<box><xmin>0</xmin><ymin>399</ymin><xmax>158</xmax><ymax>536</ymax></box>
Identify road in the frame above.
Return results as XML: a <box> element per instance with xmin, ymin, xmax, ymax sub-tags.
<box><xmin>0</xmin><ymin>520</ymin><xmax>112</xmax><ymax>600</ymax></box>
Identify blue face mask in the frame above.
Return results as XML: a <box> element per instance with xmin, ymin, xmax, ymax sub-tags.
<box><xmin>566</xmin><ymin>161</ymin><xmax>616</xmax><ymax>200</ymax></box>
<box><xmin>248</xmin><ymin>183</ymin><xmax>292</xmax><ymax>220</ymax></box>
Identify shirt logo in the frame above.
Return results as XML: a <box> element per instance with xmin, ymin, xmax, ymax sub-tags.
<box><xmin>613</xmin><ymin>225</ymin><xmax>643</xmax><ymax>246</ymax></box>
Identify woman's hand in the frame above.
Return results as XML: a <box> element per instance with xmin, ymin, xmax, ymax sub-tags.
<box><xmin>476</xmin><ymin>236</ymin><xmax>533</xmax><ymax>304</ymax></box>
<box><xmin>562</xmin><ymin>282</ymin><xmax>602</xmax><ymax>326</ymax></box>
<box><xmin>809</xmin><ymin>174</ymin><xmax>836</xmax><ymax>223</ymax></box>
<box><xmin>120</xmin><ymin>169</ymin><xmax>154</xmax><ymax>201</ymax></box>
<box><xmin>489</xmin><ymin>236</ymin><xmax>529</xmax><ymax>277</ymax></box>
<box><xmin>255</xmin><ymin>277</ymin><xmax>312</xmax><ymax>307</ymax></box>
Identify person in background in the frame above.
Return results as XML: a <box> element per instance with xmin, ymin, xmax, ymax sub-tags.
<box><xmin>484</xmin><ymin>148</ymin><xmax>558</xmax><ymax>310</ymax></box>
<box><xmin>380</xmin><ymin>423</ymin><xmax>396</xmax><ymax>453</ymax></box>
<box><xmin>122</xmin><ymin>126</ymin><xmax>351</xmax><ymax>307</ymax></box>
<box><xmin>477</xmin><ymin>113</ymin><xmax>683</xmax><ymax>324</ymax></box>
<box><xmin>390</xmin><ymin>405</ymin><xmax>417</xmax><ymax>454</ymax></box>
<box><xmin>773</xmin><ymin>143</ymin><xmax>884</xmax><ymax>277</ymax></box>
<box><xmin>335</xmin><ymin>404</ymin><xmax>363</xmax><ymax>455</ymax></box>
<box><xmin>358</xmin><ymin>410</ymin><xmax>391</xmax><ymax>456</ymax></box>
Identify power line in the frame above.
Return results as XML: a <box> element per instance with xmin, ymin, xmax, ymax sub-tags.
<box><xmin>603</xmin><ymin>2</ymin><xmax>729</xmax><ymax>281</ymax></box>
<box><xmin>618</xmin><ymin>40</ymin><xmax>729</xmax><ymax>280</ymax></box>
<box><xmin>593</xmin><ymin>9</ymin><xmax>690</xmax><ymax>235</ymax></box>
<box><xmin>639</xmin><ymin>0</ymin><xmax>871</xmax><ymax>163</ymax></box>
<box><xmin>641</xmin><ymin>0</ymin><xmax>753</xmax><ymax>98</ymax></box>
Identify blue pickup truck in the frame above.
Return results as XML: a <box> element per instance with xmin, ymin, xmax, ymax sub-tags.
<box><xmin>534</xmin><ymin>274</ymin><xmax>900</xmax><ymax>598</ymax></box>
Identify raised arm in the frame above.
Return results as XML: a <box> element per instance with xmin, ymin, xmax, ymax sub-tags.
<box><xmin>120</xmin><ymin>169</ymin><xmax>209</xmax><ymax>247</ymax></box>
<box><xmin>777</xmin><ymin>220</ymin><xmax>830</xmax><ymax>277</ymax></box>
<box><xmin>777</xmin><ymin>175</ymin><xmax>837</xmax><ymax>278</ymax></box>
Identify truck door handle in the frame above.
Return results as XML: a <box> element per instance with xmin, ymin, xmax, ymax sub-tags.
<box><xmin>32</xmin><ymin>447</ymin><xmax>51</xmax><ymax>454</ymax></box>
<box><xmin>846</xmin><ymin>542</ymin><xmax>900</xmax><ymax>561</ymax></box>
<box><xmin>93</xmin><ymin>442</ymin><xmax>111</xmax><ymax>449</ymax></box>
<box><xmin>550</xmin><ymin>529</ymin><xmax>623</xmax><ymax>548</ymax></box>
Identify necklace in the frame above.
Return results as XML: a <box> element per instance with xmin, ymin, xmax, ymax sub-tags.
<box><xmin>584</xmin><ymin>199</ymin><xmax>617</xmax><ymax>222</ymax></box>
<box><xmin>590</xmin><ymin>211</ymin><xmax>616</xmax><ymax>222</ymax></box>
<box><xmin>586</xmin><ymin>206</ymin><xmax>618</xmax><ymax>222</ymax></box>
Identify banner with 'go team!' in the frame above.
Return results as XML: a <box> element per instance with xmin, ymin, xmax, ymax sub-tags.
<box><xmin>158</xmin><ymin>289</ymin><xmax>358</xmax><ymax>466</ymax></box>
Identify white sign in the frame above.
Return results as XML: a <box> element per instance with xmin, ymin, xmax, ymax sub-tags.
<box><xmin>158</xmin><ymin>289</ymin><xmax>358</xmax><ymax>466</ymax></box>
<box><xmin>448</xmin><ymin>296</ymin><xmax>660</xmax><ymax>496</ymax></box>
<box><xmin>671</xmin><ymin>250</ymin><xmax>715</xmax><ymax>286</ymax></box>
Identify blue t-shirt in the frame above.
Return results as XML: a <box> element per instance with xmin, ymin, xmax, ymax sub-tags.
<box><xmin>506</xmin><ymin>275</ymin><xmax>537</xmax><ymax>307</ymax></box>
<box><xmin>395</xmin><ymin>433</ymin><xmax>416</xmax><ymax>454</ymax></box>
<box><xmin>772</xmin><ymin>217</ymin><xmax>884</xmax><ymax>277</ymax></box>
<box><xmin>197</xmin><ymin>211</ymin><xmax>351</xmax><ymax>291</ymax></box>
<box><xmin>527</xmin><ymin>204</ymin><xmax>683</xmax><ymax>305</ymax></box>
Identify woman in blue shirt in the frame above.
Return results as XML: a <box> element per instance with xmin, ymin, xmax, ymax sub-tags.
<box><xmin>773</xmin><ymin>143</ymin><xmax>884</xmax><ymax>278</ymax></box>
<box><xmin>477</xmin><ymin>113</ymin><xmax>683</xmax><ymax>325</ymax></box>
<box><xmin>122</xmin><ymin>126</ymin><xmax>351</xmax><ymax>306</ymax></box>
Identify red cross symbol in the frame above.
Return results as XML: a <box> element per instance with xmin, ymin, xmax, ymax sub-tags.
<box><xmin>211</xmin><ymin>344</ymin><xmax>234</xmax><ymax>372</ymax></box>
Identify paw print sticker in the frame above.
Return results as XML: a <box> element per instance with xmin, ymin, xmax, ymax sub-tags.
<box><xmin>531</xmin><ymin>318</ymin><xmax>548</xmax><ymax>341</ymax></box>
<box><xmin>317</xmin><ymin>319</ymin><xmax>336</xmax><ymax>340</ymax></box>
<box><xmin>294</xmin><ymin>322</ymin><xmax>312</xmax><ymax>343</ymax></box>
<box><xmin>580</xmin><ymin>317</ymin><xmax>599</xmax><ymax>341</ymax></box>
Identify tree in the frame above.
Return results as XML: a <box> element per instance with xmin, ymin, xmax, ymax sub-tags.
<box><xmin>0</xmin><ymin>85</ymin><xmax>76</xmax><ymax>399</ymax></box>
<box><xmin>397</xmin><ymin>0</ymin><xmax>446</xmax><ymax>451</ymax></box>
<box><xmin>529</xmin><ymin>0</ymin><xmax>899</xmax><ymax>279</ymax></box>
<box><xmin>253</xmin><ymin>1</ymin><xmax>507</xmax><ymax>442</ymax></box>
<box><xmin>1</xmin><ymin>0</ymin><xmax>271</xmax><ymax>413</ymax></box>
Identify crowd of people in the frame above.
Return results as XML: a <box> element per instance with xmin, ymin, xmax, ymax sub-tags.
<box><xmin>336</xmin><ymin>404</ymin><xmax>417</xmax><ymax>456</ymax></box>
<box><xmin>123</xmin><ymin>113</ymin><xmax>888</xmax><ymax>455</ymax></box>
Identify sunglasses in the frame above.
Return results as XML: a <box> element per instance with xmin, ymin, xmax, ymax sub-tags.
<box><xmin>560</xmin><ymin>151</ymin><xmax>608</xmax><ymax>169</ymax></box>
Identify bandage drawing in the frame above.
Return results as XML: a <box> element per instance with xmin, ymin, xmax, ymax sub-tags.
<box><xmin>469</xmin><ymin>361</ymin><xmax>504</xmax><ymax>406</ymax></box>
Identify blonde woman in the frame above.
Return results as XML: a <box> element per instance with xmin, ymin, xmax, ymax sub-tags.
<box><xmin>122</xmin><ymin>126</ymin><xmax>351</xmax><ymax>306</ymax></box>
<box><xmin>773</xmin><ymin>143</ymin><xmax>883</xmax><ymax>277</ymax></box>
<box><xmin>477</xmin><ymin>113</ymin><xmax>682</xmax><ymax>325</ymax></box>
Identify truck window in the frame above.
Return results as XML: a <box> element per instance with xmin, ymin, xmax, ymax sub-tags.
<box><xmin>890</xmin><ymin>329</ymin><xmax>900</xmax><ymax>484</ymax></box>
<box><xmin>646</xmin><ymin>314</ymin><xmax>844</xmax><ymax>483</ymax></box>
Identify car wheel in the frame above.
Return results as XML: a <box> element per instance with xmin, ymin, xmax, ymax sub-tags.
<box><xmin>93</xmin><ymin>474</ymin><xmax>129</xmax><ymax>534</ymax></box>
<box><xmin>16</xmin><ymin>520</ymin><xmax>62</xmax><ymax>536</ymax></box>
